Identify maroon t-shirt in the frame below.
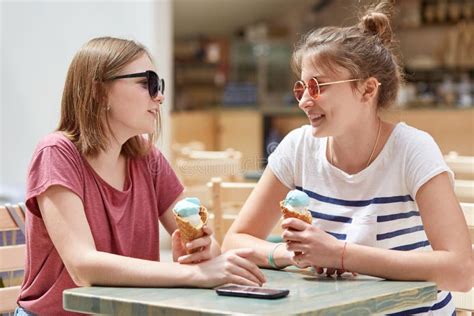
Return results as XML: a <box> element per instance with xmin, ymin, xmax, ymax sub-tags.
<box><xmin>19</xmin><ymin>133</ymin><xmax>183</xmax><ymax>315</ymax></box>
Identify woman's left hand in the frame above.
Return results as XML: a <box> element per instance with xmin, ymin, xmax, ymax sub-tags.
<box><xmin>311</xmin><ymin>266</ymin><xmax>355</xmax><ymax>277</ymax></box>
<box><xmin>172</xmin><ymin>226</ymin><xmax>214</xmax><ymax>264</ymax></box>
<box><xmin>282</xmin><ymin>218</ymin><xmax>344</xmax><ymax>270</ymax></box>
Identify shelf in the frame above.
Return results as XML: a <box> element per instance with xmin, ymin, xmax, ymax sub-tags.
<box><xmin>175</xmin><ymin>61</ymin><xmax>220</xmax><ymax>67</ymax></box>
<box><xmin>397</xmin><ymin>22</ymin><xmax>462</xmax><ymax>31</ymax></box>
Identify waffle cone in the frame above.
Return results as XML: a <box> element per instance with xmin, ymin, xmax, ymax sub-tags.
<box><xmin>280</xmin><ymin>201</ymin><xmax>312</xmax><ymax>224</ymax></box>
<box><xmin>174</xmin><ymin>206</ymin><xmax>208</xmax><ymax>254</ymax></box>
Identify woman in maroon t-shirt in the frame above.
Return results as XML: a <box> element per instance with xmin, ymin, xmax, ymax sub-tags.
<box><xmin>18</xmin><ymin>37</ymin><xmax>265</xmax><ymax>316</ymax></box>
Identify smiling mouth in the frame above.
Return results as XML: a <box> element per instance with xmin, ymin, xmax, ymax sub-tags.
<box><xmin>308</xmin><ymin>113</ymin><xmax>325</xmax><ymax>123</ymax></box>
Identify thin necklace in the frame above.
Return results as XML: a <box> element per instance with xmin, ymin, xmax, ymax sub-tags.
<box><xmin>330</xmin><ymin>118</ymin><xmax>382</xmax><ymax>168</ymax></box>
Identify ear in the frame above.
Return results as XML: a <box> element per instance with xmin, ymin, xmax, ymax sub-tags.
<box><xmin>92</xmin><ymin>80</ymin><xmax>102</xmax><ymax>102</ymax></box>
<box><xmin>360</xmin><ymin>77</ymin><xmax>381</xmax><ymax>103</ymax></box>
<box><xmin>92</xmin><ymin>80</ymin><xmax>108</xmax><ymax>108</ymax></box>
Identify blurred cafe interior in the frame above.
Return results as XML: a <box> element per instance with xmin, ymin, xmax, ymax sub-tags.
<box><xmin>171</xmin><ymin>0</ymin><xmax>473</xmax><ymax>166</ymax></box>
<box><xmin>170</xmin><ymin>0</ymin><xmax>474</xmax><ymax>185</ymax></box>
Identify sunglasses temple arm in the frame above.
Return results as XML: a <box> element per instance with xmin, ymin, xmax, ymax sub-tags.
<box><xmin>318</xmin><ymin>79</ymin><xmax>361</xmax><ymax>87</ymax></box>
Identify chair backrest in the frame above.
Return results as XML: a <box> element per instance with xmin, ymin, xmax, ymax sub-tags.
<box><xmin>176</xmin><ymin>149</ymin><xmax>243</xmax><ymax>185</ymax></box>
<box><xmin>445</xmin><ymin>152</ymin><xmax>474</xmax><ymax>180</ymax></box>
<box><xmin>208</xmin><ymin>177</ymin><xmax>283</xmax><ymax>244</ymax></box>
<box><xmin>455</xmin><ymin>180</ymin><xmax>474</xmax><ymax>203</ymax></box>
<box><xmin>171</xmin><ymin>141</ymin><xmax>206</xmax><ymax>160</ymax></box>
<box><xmin>185</xmin><ymin>149</ymin><xmax>240</xmax><ymax>160</ymax></box>
<box><xmin>0</xmin><ymin>203</ymin><xmax>26</xmax><ymax>314</ymax></box>
<box><xmin>176</xmin><ymin>150</ymin><xmax>243</xmax><ymax>207</ymax></box>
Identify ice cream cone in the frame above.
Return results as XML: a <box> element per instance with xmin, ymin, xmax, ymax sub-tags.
<box><xmin>280</xmin><ymin>200</ymin><xmax>312</xmax><ymax>257</ymax></box>
<box><xmin>174</xmin><ymin>206</ymin><xmax>208</xmax><ymax>254</ymax></box>
<box><xmin>280</xmin><ymin>201</ymin><xmax>312</xmax><ymax>224</ymax></box>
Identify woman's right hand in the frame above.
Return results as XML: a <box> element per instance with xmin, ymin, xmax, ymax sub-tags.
<box><xmin>193</xmin><ymin>248</ymin><xmax>266</xmax><ymax>288</ymax></box>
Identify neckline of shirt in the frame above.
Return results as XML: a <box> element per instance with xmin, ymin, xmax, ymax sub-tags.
<box><xmin>82</xmin><ymin>156</ymin><xmax>132</xmax><ymax>193</ymax></box>
<box><xmin>319</xmin><ymin>122</ymin><xmax>403</xmax><ymax>180</ymax></box>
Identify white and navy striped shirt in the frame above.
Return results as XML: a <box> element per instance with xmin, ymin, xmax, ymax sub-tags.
<box><xmin>268</xmin><ymin>123</ymin><xmax>455</xmax><ymax>315</ymax></box>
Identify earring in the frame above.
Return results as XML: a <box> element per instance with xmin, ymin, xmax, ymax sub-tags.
<box><xmin>107</xmin><ymin>105</ymin><xmax>111</xmax><ymax>111</ymax></box>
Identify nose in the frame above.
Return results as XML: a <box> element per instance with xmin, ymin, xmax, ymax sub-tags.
<box><xmin>154</xmin><ymin>92</ymin><xmax>164</xmax><ymax>104</ymax></box>
<box><xmin>299</xmin><ymin>96</ymin><xmax>314</xmax><ymax>111</ymax></box>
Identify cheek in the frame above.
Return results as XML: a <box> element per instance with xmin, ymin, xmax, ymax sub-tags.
<box><xmin>112</xmin><ymin>91</ymin><xmax>146</xmax><ymax>114</ymax></box>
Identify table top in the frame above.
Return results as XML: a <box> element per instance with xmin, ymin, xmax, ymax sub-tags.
<box><xmin>63</xmin><ymin>267</ymin><xmax>437</xmax><ymax>315</ymax></box>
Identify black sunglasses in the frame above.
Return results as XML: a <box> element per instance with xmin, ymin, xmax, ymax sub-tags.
<box><xmin>109</xmin><ymin>70</ymin><xmax>165</xmax><ymax>99</ymax></box>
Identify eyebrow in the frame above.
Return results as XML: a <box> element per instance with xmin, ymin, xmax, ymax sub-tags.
<box><xmin>301</xmin><ymin>75</ymin><xmax>328</xmax><ymax>82</ymax></box>
<box><xmin>314</xmin><ymin>74</ymin><xmax>329</xmax><ymax>80</ymax></box>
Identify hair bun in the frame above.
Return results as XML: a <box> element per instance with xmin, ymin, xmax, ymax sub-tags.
<box><xmin>360</xmin><ymin>10</ymin><xmax>393</xmax><ymax>46</ymax></box>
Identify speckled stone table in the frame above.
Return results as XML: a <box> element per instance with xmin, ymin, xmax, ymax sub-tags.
<box><xmin>63</xmin><ymin>267</ymin><xmax>437</xmax><ymax>315</ymax></box>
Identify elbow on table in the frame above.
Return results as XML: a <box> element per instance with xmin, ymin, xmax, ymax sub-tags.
<box><xmin>463</xmin><ymin>255</ymin><xmax>474</xmax><ymax>291</ymax></box>
<box><xmin>70</xmin><ymin>274</ymin><xmax>92</xmax><ymax>287</ymax></box>
<box><xmin>68</xmin><ymin>265</ymin><xmax>92</xmax><ymax>287</ymax></box>
<box><xmin>445</xmin><ymin>256</ymin><xmax>474</xmax><ymax>292</ymax></box>
<box><xmin>66</xmin><ymin>253</ymin><xmax>97</xmax><ymax>287</ymax></box>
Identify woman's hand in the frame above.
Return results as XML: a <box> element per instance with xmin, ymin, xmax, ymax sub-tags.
<box><xmin>282</xmin><ymin>218</ymin><xmax>346</xmax><ymax>272</ymax></box>
<box><xmin>310</xmin><ymin>266</ymin><xmax>355</xmax><ymax>277</ymax></box>
<box><xmin>193</xmin><ymin>248</ymin><xmax>267</xmax><ymax>288</ymax></box>
<box><xmin>172</xmin><ymin>226</ymin><xmax>214</xmax><ymax>264</ymax></box>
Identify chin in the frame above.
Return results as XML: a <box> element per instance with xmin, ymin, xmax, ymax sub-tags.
<box><xmin>141</xmin><ymin>123</ymin><xmax>156</xmax><ymax>135</ymax></box>
<box><xmin>311</xmin><ymin>127</ymin><xmax>328</xmax><ymax>138</ymax></box>
<box><xmin>143</xmin><ymin>128</ymin><xmax>155</xmax><ymax>135</ymax></box>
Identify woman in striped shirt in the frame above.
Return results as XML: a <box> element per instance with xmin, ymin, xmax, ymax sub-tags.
<box><xmin>222</xmin><ymin>1</ymin><xmax>472</xmax><ymax>315</ymax></box>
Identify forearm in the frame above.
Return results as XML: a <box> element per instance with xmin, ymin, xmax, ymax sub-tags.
<box><xmin>210</xmin><ymin>236</ymin><xmax>221</xmax><ymax>257</ymax></box>
<box><xmin>71</xmin><ymin>250</ymin><xmax>197</xmax><ymax>287</ymax></box>
<box><xmin>344</xmin><ymin>243</ymin><xmax>473</xmax><ymax>292</ymax></box>
<box><xmin>222</xmin><ymin>233</ymin><xmax>292</xmax><ymax>268</ymax></box>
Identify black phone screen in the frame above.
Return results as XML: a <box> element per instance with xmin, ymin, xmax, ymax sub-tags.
<box><xmin>215</xmin><ymin>285</ymin><xmax>289</xmax><ymax>299</ymax></box>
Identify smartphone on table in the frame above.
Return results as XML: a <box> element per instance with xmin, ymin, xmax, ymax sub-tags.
<box><xmin>215</xmin><ymin>285</ymin><xmax>289</xmax><ymax>299</ymax></box>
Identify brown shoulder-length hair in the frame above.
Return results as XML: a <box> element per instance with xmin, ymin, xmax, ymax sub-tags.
<box><xmin>291</xmin><ymin>0</ymin><xmax>403</xmax><ymax>109</ymax></box>
<box><xmin>58</xmin><ymin>36</ymin><xmax>160</xmax><ymax>158</ymax></box>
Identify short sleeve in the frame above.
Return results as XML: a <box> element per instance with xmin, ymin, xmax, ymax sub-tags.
<box><xmin>267</xmin><ymin>128</ymin><xmax>302</xmax><ymax>189</ymax></box>
<box><xmin>26</xmin><ymin>143</ymin><xmax>84</xmax><ymax>218</ymax></box>
<box><xmin>147</xmin><ymin>148</ymin><xmax>184</xmax><ymax>216</ymax></box>
<box><xmin>405</xmin><ymin>131</ymin><xmax>454</xmax><ymax>198</ymax></box>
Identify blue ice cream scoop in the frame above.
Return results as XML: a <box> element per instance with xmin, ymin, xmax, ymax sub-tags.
<box><xmin>283</xmin><ymin>190</ymin><xmax>309</xmax><ymax>208</ymax></box>
<box><xmin>174</xmin><ymin>197</ymin><xmax>201</xmax><ymax>217</ymax></box>
<box><xmin>184</xmin><ymin>197</ymin><xmax>201</xmax><ymax>206</ymax></box>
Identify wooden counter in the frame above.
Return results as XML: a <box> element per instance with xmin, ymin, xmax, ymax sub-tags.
<box><xmin>270</xmin><ymin>108</ymin><xmax>474</xmax><ymax>156</ymax></box>
<box><xmin>171</xmin><ymin>108</ymin><xmax>474</xmax><ymax>165</ymax></box>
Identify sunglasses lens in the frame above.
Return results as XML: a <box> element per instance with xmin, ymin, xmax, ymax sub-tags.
<box><xmin>293</xmin><ymin>81</ymin><xmax>305</xmax><ymax>101</ymax></box>
<box><xmin>148</xmin><ymin>72</ymin><xmax>159</xmax><ymax>98</ymax></box>
<box><xmin>307</xmin><ymin>78</ymin><xmax>319</xmax><ymax>99</ymax></box>
<box><xmin>159</xmin><ymin>79</ymin><xmax>165</xmax><ymax>95</ymax></box>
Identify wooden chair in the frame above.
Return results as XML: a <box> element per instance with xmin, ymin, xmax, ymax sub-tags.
<box><xmin>0</xmin><ymin>203</ymin><xmax>26</xmax><ymax>314</ymax></box>
<box><xmin>453</xmin><ymin>202</ymin><xmax>474</xmax><ymax>316</ymax></box>
<box><xmin>176</xmin><ymin>150</ymin><xmax>243</xmax><ymax>207</ymax></box>
<box><xmin>208</xmin><ymin>177</ymin><xmax>282</xmax><ymax>244</ymax></box>
<box><xmin>445</xmin><ymin>152</ymin><xmax>474</xmax><ymax>180</ymax></box>
<box><xmin>184</xmin><ymin>148</ymin><xmax>240</xmax><ymax>160</ymax></box>
<box><xmin>455</xmin><ymin>180</ymin><xmax>474</xmax><ymax>203</ymax></box>
<box><xmin>171</xmin><ymin>141</ymin><xmax>205</xmax><ymax>160</ymax></box>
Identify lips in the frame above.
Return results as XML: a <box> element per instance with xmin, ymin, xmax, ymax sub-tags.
<box><xmin>307</xmin><ymin>113</ymin><xmax>325</xmax><ymax>126</ymax></box>
<box><xmin>148</xmin><ymin>109</ymin><xmax>158</xmax><ymax>118</ymax></box>
<box><xmin>308</xmin><ymin>113</ymin><xmax>324</xmax><ymax>120</ymax></box>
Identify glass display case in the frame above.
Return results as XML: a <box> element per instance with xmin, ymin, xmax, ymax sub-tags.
<box><xmin>226</xmin><ymin>40</ymin><xmax>293</xmax><ymax>108</ymax></box>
